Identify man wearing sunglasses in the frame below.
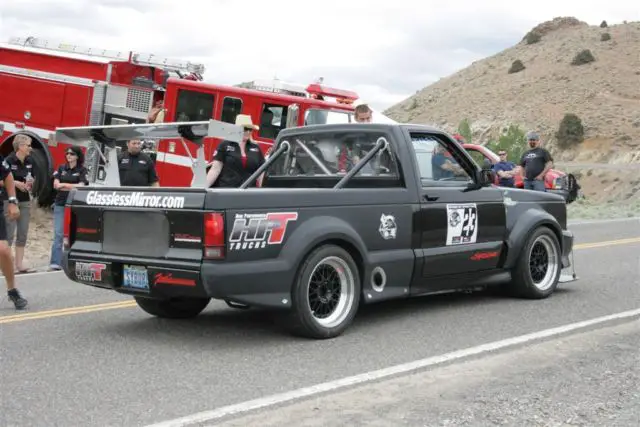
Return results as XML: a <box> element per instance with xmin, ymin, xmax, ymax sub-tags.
<box><xmin>492</xmin><ymin>150</ymin><xmax>517</xmax><ymax>187</ymax></box>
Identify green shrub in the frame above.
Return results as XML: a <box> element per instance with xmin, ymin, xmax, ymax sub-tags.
<box><xmin>485</xmin><ymin>124</ymin><xmax>527</xmax><ymax>162</ymax></box>
<box><xmin>508</xmin><ymin>60</ymin><xmax>525</xmax><ymax>74</ymax></box>
<box><xmin>600</xmin><ymin>20</ymin><xmax>608</xmax><ymax>28</ymax></box>
<box><xmin>457</xmin><ymin>118</ymin><xmax>473</xmax><ymax>143</ymax></box>
<box><xmin>571</xmin><ymin>49</ymin><xmax>596</xmax><ymax>65</ymax></box>
<box><xmin>524</xmin><ymin>31</ymin><xmax>542</xmax><ymax>45</ymax></box>
<box><xmin>555</xmin><ymin>113</ymin><xmax>585</xmax><ymax>148</ymax></box>
<box><xmin>601</xmin><ymin>32</ymin><xmax>611</xmax><ymax>41</ymax></box>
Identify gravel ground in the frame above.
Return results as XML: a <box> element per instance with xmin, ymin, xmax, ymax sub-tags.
<box><xmin>213</xmin><ymin>320</ymin><xmax>640</xmax><ymax>427</ymax></box>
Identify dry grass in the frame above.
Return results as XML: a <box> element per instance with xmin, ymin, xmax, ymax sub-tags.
<box><xmin>568</xmin><ymin>197</ymin><xmax>640</xmax><ymax>220</ymax></box>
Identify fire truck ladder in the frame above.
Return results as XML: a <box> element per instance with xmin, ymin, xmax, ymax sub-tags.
<box><xmin>53</xmin><ymin>120</ymin><xmax>244</xmax><ymax>188</ymax></box>
<box><xmin>8</xmin><ymin>36</ymin><xmax>206</xmax><ymax>75</ymax></box>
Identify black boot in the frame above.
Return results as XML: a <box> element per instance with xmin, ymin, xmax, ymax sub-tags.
<box><xmin>8</xmin><ymin>288</ymin><xmax>28</xmax><ymax>310</ymax></box>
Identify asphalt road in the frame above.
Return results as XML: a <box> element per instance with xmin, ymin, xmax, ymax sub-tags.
<box><xmin>214</xmin><ymin>320</ymin><xmax>640</xmax><ymax>427</ymax></box>
<box><xmin>1</xmin><ymin>218</ymin><xmax>639</xmax><ymax>427</ymax></box>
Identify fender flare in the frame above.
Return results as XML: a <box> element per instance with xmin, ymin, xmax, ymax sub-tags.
<box><xmin>279</xmin><ymin>215</ymin><xmax>369</xmax><ymax>284</ymax></box>
<box><xmin>503</xmin><ymin>209</ymin><xmax>563</xmax><ymax>269</ymax></box>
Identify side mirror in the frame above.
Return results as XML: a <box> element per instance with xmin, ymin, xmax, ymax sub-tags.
<box><xmin>477</xmin><ymin>169</ymin><xmax>494</xmax><ymax>186</ymax></box>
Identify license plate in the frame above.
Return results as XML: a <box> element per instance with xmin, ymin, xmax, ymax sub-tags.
<box><xmin>122</xmin><ymin>265</ymin><xmax>149</xmax><ymax>290</ymax></box>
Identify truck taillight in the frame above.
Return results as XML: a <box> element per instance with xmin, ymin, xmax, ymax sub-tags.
<box><xmin>204</xmin><ymin>212</ymin><xmax>225</xmax><ymax>259</ymax></box>
<box><xmin>63</xmin><ymin>206</ymin><xmax>71</xmax><ymax>249</ymax></box>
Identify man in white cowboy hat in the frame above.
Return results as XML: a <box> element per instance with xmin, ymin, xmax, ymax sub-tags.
<box><xmin>206</xmin><ymin>114</ymin><xmax>266</xmax><ymax>188</ymax></box>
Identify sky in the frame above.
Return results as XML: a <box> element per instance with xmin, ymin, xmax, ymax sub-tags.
<box><xmin>1</xmin><ymin>0</ymin><xmax>638</xmax><ymax>110</ymax></box>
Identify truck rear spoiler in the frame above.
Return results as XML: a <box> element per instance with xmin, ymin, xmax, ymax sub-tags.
<box><xmin>53</xmin><ymin>120</ymin><xmax>245</xmax><ymax>187</ymax></box>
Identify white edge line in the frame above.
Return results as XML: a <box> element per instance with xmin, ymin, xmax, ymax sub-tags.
<box><xmin>145</xmin><ymin>308</ymin><xmax>640</xmax><ymax>427</ymax></box>
<box><xmin>569</xmin><ymin>217</ymin><xmax>640</xmax><ymax>226</ymax></box>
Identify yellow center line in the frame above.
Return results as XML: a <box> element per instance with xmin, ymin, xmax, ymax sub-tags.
<box><xmin>574</xmin><ymin>237</ymin><xmax>640</xmax><ymax>250</ymax></box>
<box><xmin>1</xmin><ymin>237</ymin><xmax>639</xmax><ymax>325</ymax></box>
<box><xmin>0</xmin><ymin>300</ymin><xmax>137</xmax><ymax>324</ymax></box>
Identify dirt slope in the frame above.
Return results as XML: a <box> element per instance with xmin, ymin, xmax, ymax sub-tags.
<box><xmin>384</xmin><ymin>17</ymin><xmax>640</xmax><ymax>167</ymax></box>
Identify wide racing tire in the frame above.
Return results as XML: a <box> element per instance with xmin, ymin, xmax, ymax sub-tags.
<box><xmin>511</xmin><ymin>226</ymin><xmax>562</xmax><ymax>299</ymax></box>
<box><xmin>288</xmin><ymin>244</ymin><xmax>361</xmax><ymax>339</ymax></box>
<box><xmin>134</xmin><ymin>296</ymin><xmax>211</xmax><ymax>319</ymax></box>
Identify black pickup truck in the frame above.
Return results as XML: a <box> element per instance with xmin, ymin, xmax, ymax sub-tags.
<box><xmin>56</xmin><ymin>120</ymin><xmax>578</xmax><ymax>339</ymax></box>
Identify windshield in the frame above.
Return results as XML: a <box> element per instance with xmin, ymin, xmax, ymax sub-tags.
<box><xmin>304</xmin><ymin>109</ymin><xmax>353</xmax><ymax>125</ymax></box>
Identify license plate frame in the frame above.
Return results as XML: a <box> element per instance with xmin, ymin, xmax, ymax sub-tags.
<box><xmin>122</xmin><ymin>264</ymin><xmax>150</xmax><ymax>290</ymax></box>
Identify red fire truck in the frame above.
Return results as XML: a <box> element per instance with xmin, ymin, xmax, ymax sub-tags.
<box><xmin>0</xmin><ymin>36</ymin><xmax>361</xmax><ymax>205</ymax></box>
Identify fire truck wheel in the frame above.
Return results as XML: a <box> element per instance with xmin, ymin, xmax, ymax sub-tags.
<box><xmin>29</xmin><ymin>148</ymin><xmax>55</xmax><ymax>207</ymax></box>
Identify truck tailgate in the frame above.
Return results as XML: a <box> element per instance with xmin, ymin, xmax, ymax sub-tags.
<box><xmin>64</xmin><ymin>188</ymin><xmax>217</xmax><ymax>296</ymax></box>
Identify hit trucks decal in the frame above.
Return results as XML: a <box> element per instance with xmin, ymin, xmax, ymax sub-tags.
<box><xmin>228</xmin><ymin>212</ymin><xmax>298</xmax><ymax>251</ymax></box>
<box><xmin>84</xmin><ymin>191</ymin><xmax>186</xmax><ymax>209</ymax></box>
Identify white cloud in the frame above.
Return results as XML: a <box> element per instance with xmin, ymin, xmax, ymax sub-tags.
<box><xmin>1</xmin><ymin>0</ymin><xmax>638</xmax><ymax>110</ymax></box>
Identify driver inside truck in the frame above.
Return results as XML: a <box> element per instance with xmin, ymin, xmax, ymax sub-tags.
<box><xmin>431</xmin><ymin>143</ymin><xmax>465</xmax><ymax>180</ymax></box>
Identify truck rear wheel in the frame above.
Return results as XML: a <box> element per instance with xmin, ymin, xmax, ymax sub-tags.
<box><xmin>289</xmin><ymin>245</ymin><xmax>361</xmax><ymax>339</ymax></box>
<box><xmin>511</xmin><ymin>227</ymin><xmax>561</xmax><ymax>299</ymax></box>
<box><xmin>134</xmin><ymin>296</ymin><xmax>211</xmax><ymax>319</ymax></box>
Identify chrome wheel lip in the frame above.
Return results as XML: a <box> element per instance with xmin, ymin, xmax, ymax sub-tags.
<box><xmin>306</xmin><ymin>256</ymin><xmax>356</xmax><ymax>329</ymax></box>
<box><xmin>528</xmin><ymin>234</ymin><xmax>559</xmax><ymax>291</ymax></box>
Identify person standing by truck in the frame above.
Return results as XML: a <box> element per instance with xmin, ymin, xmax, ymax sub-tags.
<box><xmin>118</xmin><ymin>139</ymin><xmax>159</xmax><ymax>187</ymax></box>
<box><xmin>492</xmin><ymin>150</ymin><xmax>517</xmax><ymax>187</ymax></box>
<box><xmin>2</xmin><ymin>134</ymin><xmax>35</xmax><ymax>273</ymax></box>
<box><xmin>48</xmin><ymin>146</ymin><xmax>89</xmax><ymax>271</ymax></box>
<box><xmin>517</xmin><ymin>131</ymin><xmax>553</xmax><ymax>192</ymax></box>
<box><xmin>206</xmin><ymin>115</ymin><xmax>265</xmax><ymax>188</ymax></box>
<box><xmin>0</xmin><ymin>155</ymin><xmax>27</xmax><ymax>309</ymax></box>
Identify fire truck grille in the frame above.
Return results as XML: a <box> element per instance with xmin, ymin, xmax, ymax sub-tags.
<box><xmin>126</xmin><ymin>88</ymin><xmax>153</xmax><ymax>113</ymax></box>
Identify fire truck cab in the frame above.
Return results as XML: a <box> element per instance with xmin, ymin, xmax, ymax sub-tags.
<box><xmin>0</xmin><ymin>36</ymin><xmax>362</xmax><ymax>205</ymax></box>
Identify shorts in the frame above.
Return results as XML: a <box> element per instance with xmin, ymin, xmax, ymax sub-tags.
<box><xmin>3</xmin><ymin>200</ymin><xmax>31</xmax><ymax>246</ymax></box>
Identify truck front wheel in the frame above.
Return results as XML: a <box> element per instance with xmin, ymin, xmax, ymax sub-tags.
<box><xmin>511</xmin><ymin>227</ymin><xmax>561</xmax><ymax>299</ymax></box>
<box><xmin>134</xmin><ymin>296</ymin><xmax>211</xmax><ymax>319</ymax></box>
<box><xmin>289</xmin><ymin>245</ymin><xmax>361</xmax><ymax>339</ymax></box>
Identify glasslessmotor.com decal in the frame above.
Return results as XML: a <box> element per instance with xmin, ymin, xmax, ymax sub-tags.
<box><xmin>84</xmin><ymin>191</ymin><xmax>186</xmax><ymax>209</ymax></box>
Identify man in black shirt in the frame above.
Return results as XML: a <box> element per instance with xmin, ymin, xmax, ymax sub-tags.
<box><xmin>517</xmin><ymin>131</ymin><xmax>553</xmax><ymax>192</ymax></box>
<box><xmin>0</xmin><ymin>155</ymin><xmax>28</xmax><ymax>309</ymax></box>
<box><xmin>118</xmin><ymin>139</ymin><xmax>159</xmax><ymax>187</ymax></box>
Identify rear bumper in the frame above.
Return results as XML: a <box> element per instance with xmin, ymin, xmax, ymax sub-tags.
<box><xmin>62</xmin><ymin>251</ymin><xmax>295</xmax><ymax>309</ymax></box>
<box><xmin>62</xmin><ymin>251</ymin><xmax>209</xmax><ymax>300</ymax></box>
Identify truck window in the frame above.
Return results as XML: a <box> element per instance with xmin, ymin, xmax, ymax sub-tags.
<box><xmin>304</xmin><ymin>109</ymin><xmax>353</xmax><ymax>125</ymax></box>
<box><xmin>175</xmin><ymin>89</ymin><xmax>214</xmax><ymax>121</ymax></box>
<box><xmin>259</xmin><ymin>103</ymin><xmax>288</xmax><ymax>139</ymax></box>
<box><xmin>410</xmin><ymin>135</ymin><xmax>473</xmax><ymax>186</ymax></box>
<box><xmin>221</xmin><ymin>97</ymin><xmax>242</xmax><ymax>124</ymax></box>
<box><xmin>267</xmin><ymin>130</ymin><xmax>399</xmax><ymax>179</ymax></box>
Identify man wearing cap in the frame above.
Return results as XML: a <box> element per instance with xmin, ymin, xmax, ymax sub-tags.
<box><xmin>517</xmin><ymin>131</ymin><xmax>553</xmax><ymax>191</ymax></box>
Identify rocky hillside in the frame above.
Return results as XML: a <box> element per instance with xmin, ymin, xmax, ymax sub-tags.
<box><xmin>384</xmin><ymin>17</ymin><xmax>640</xmax><ymax>166</ymax></box>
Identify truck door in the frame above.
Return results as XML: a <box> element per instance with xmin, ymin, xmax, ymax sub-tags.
<box><xmin>409</xmin><ymin>133</ymin><xmax>506</xmax><ymax>292</ymax></box>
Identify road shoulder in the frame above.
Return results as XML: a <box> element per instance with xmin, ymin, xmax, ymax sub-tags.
<box><xmin>212</xmin><ymin>320</ymin><xmax>640</xmax><ymax>427</ymax></box>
